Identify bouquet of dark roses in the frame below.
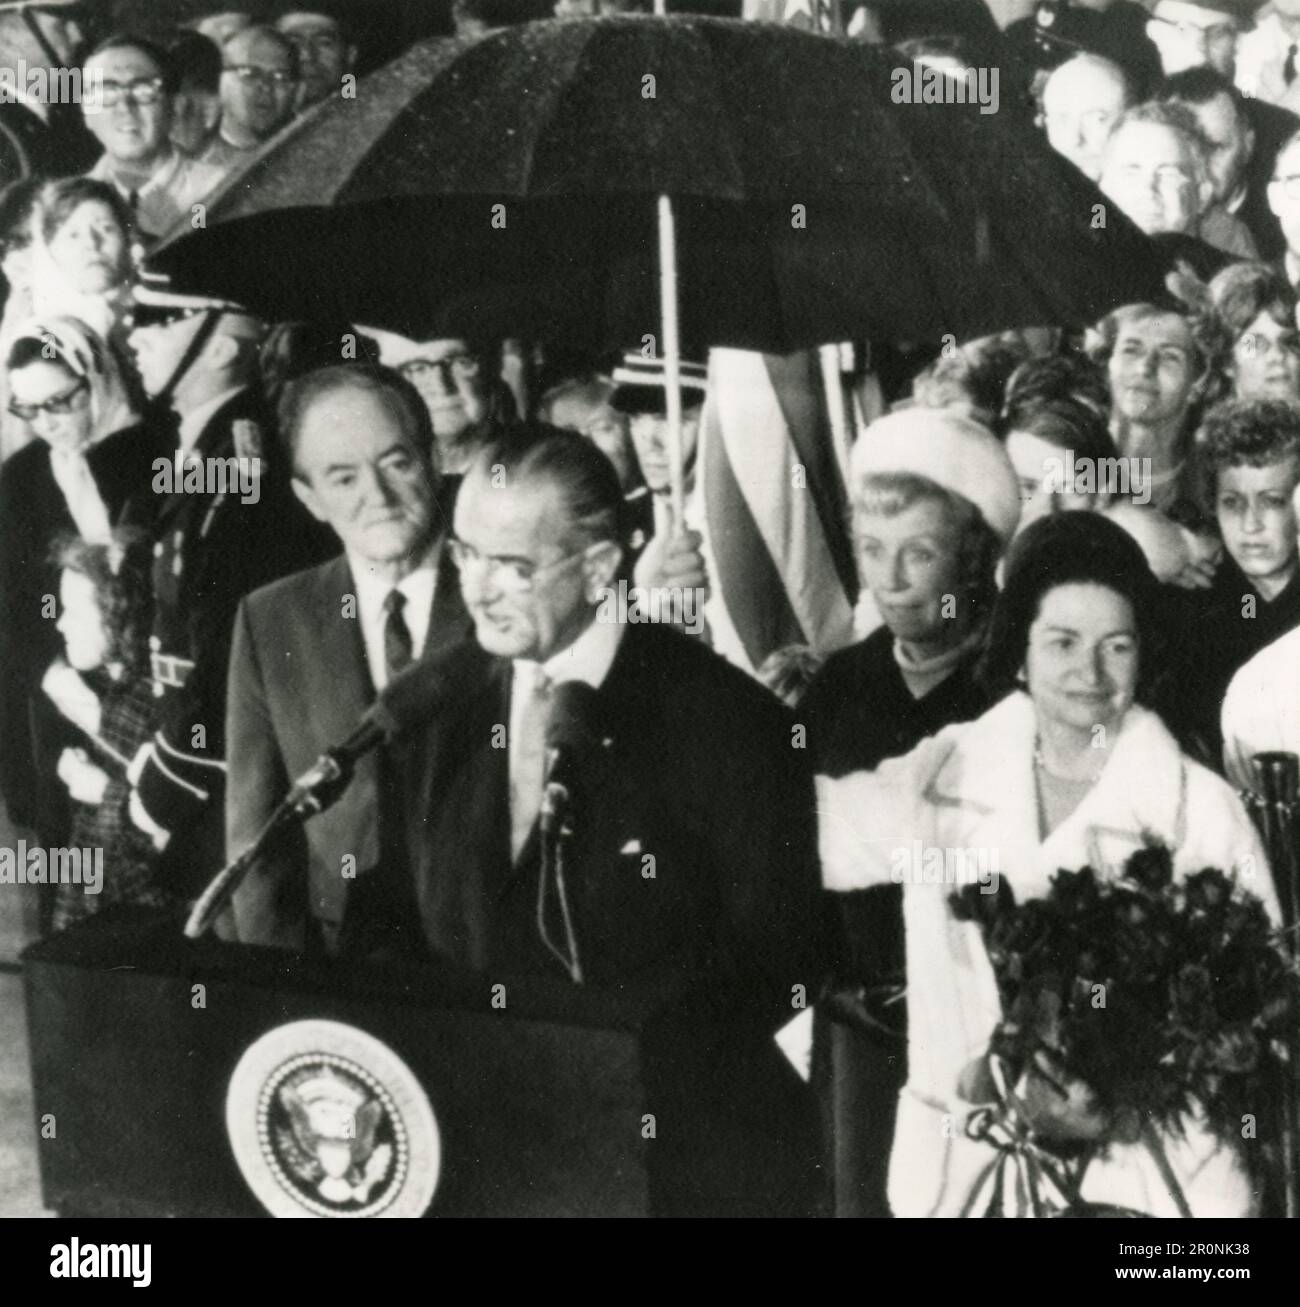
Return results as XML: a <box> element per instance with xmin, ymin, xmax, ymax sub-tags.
<box><xmin>949</xmin><ymin>841</ymin><xmax>1300</xmax><ymax>1216</ymax></box>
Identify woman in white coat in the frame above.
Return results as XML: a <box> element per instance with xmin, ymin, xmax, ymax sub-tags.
<box><xmin>818</xmin><ymin>512</ymin><xmax>1278</xmax><ymax>1218</ymax></box>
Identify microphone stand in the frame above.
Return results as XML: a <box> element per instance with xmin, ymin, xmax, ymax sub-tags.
<box><xmin>538</xmin><ymin>781</ymin><xmax>583</xmax><ymax>985</ymax></box>
<box><xmin>182</xmin><ymin>749</ymin><xmax>357</xmax><ymax>940</ymax></box>
<box><xmin>1241</xmin><ymin>752</ymin><xmax>1300</xmax><ymax>1218</ymax></box>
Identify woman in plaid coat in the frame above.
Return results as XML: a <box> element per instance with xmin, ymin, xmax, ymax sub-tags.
<box><xmin>43</xmin><ymin>530</ymin><xmax>171</xmax><ymax>931</ymax></box>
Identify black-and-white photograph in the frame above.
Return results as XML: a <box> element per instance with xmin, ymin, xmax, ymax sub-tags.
<box><xmin>0</xmin><ymin>0</ymin><xmax>1297</xmax><ymax>1269</ymax></box>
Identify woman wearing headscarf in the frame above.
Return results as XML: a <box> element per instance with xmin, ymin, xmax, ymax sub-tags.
<box><xmin>0</xmin><ymin>316</ymin><xmax>164</xmax><ymax>863</ymax></box>
<box><xmin>799</xmin><ymin>408</ymin><xmax>1021</xmax><ymax>1217</ymax></box>
<box><xmin>818</xmin><ymin>513</ymin><xmax>1276</xmax><ymax>1217</ymax></box>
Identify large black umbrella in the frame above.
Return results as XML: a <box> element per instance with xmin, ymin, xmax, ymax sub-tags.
<box><xmin>159</xmin><ymin>14</ymin><xmax>1163</xmax><ymax>340</ymax></box>
<box><xmin>155</xmin><ymin>15</ymin><xmax>1168</xmax><ymax>505</ymax></box>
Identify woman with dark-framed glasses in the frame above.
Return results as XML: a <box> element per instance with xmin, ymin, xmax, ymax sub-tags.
<box><xmin>0</xmin><ymin>316</ymin><xmax>163</xmax><ymax>898</ymax></box>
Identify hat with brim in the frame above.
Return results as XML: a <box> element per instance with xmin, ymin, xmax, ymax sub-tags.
<box><xmin>850</xmin><ymin>406</ymin><xmax>1022</xmax><ymax>547</ymax></box>
<box><xmin>609</xmin><ymin>352</ymin><xmax>708</xmax><ymax>416</ymax></box>
<box><xmin>131</xmin><ymin>274</ymin><xmax>254</xmax><ymax>326</ymax></box>
<box><xmin>360</xmin><ymin>324</ymin><xmax>431</xmax><ymax>370</ymax></box>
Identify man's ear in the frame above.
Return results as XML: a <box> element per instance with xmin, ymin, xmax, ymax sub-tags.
<box><xmin>202</xmin><ymin>332</ymin><xmax>240</xmax><ymax>373</ymax></box>
<box><xmin>1197</xmin><ymin>172</ymin><xmax>1216</xmax><ymax>218</ymax></box>
<box><xmin>583</xmin><ymin>540</ymin><xmax>623</xmax><ymax>599</ymax></box>
<box><xmin>291</xmin><ymin>474</ymin><xmax>329</xmax><ymax>525</ymax></box>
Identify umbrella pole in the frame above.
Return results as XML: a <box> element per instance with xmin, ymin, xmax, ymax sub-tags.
<box><xmin>657</xmin><ymin>192</ymin><xmax>687</xmax><ymax>526</ymax></box>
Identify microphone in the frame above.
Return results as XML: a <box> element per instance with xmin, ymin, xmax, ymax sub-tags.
<box><xmin>183</xmin><ymin>640</ymin><xmax>483</xmax><ymax>939</ymax></box>
<box><xmin>278</xmin><ymin>640</ymin><xmax>487</xmax><ymax>819</ymax></box>
<box><xmin>540</xmin><ymin>681</ymin><xmax>602</xmax><ymax>838</ymax></box>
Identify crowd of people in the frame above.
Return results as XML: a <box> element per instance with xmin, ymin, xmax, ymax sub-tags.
<box><xmin>2</xmin><ymin>0</ymin><xmax>1300</xmax><ymax>1219</ymax></box>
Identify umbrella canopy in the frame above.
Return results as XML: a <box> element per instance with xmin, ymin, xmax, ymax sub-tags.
<box><xmin>155</xmin><ymin>15</ymin><xmax>1168</xmax><ymax>349</ymax></box>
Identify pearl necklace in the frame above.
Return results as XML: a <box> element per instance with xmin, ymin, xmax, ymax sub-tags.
<box><xmin>1033</xmin><ymin>738</ymin><xmax>1104</xmax><ymax>785</ymax></box>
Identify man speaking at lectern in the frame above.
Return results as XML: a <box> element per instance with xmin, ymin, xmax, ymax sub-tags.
<box><xmin>386</xmin><ymin>423</ymin><xmax>827</xmax><ymax>1215</ymax></box>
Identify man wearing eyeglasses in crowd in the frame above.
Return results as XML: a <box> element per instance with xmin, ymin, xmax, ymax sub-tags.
<box><xmin>275</xmin><ymin>5</ymin><xmax>357</xmax><ymax>111</ymax></box>
<box><xmin>80</xmin><ymin>35</ymin><xmax>224</xmax><ymax>243</ymax></box>
<box><xmin>198</xmin><ymin>23</ymin><xmax>299</xmax><ymax>181</ymax></box>
<box><xmin>227</xmin><ymin>363</ymin><xmax>470</xmax><ymax>954</ymax></box>
<box><xmin>0</xmin><ymin>0</ymin><xmax>100</xmax><ymax>180</ymax></box>
<box><xmin>368</xmin><ymin>327</ymin><xmax>517</xmax><ymax>479</ymax></box>
<box><xmin>389</xmin><ymin>421</ymin><xmax>825</xmax><ymax>1214</ymax></box>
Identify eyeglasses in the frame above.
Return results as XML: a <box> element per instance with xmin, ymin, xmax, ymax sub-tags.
<box><xmin>398</xmin><ymin>352</ymin><xmax>481</xmax><ymax>381</ymax></box>
<box><xmin>448</xmin><ymin>538</ymin><xmax>589</xmax><ymax>594</ymax></box>
<box><xmin>8</xmin><ymin>377</ymin><xmax>89</xmax><ymax>422</ymax></box>
<box><xmin>223</xmin><ymin>65</ymin><xmax>297</xmax><ymax>88</ymax></box>
<box><xmin>94</xmin><ymin>77</ymin><xmax>166</xmax><ymax>108</ymax></box>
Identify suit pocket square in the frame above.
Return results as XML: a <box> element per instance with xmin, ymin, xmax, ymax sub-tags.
<box><xmin>620</xmin><ymin>838</ymin><xmax>642</xmax><ymax>855</ymax></box>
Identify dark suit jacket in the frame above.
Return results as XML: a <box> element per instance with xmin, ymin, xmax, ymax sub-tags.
<box><xmin>227</xmin><ymin>547</ymin><xmax>470</xmax><ymax>950</ymax></box>
<box><xmin>392</xmin><ymin>620</ymin><xmax>824</xmax><ymax>1020</ymax></box>
<box><xmin>386</xmin><ymin>620</ymin><xmax>828</xmax><ymax>1214</ymax></box>
<box><xmin>0</xmin><ymin>423</ymin><xmax>167</xmax><ymax>834</ymax></box>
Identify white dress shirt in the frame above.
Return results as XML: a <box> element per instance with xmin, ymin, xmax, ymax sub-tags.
<box><xmin>349</xmin><ymin>546</ymin><xmax>440</xmax><ymax>690</ymax></box>
<box><xmin>510</xmin><ymin>612</ymin><xmax>624</xmax><ymax>732</ymax></box>
<box><xmin>89</xmin><ymin>147</ymin><xmax>225</xmax><ymax>240</ymax></box>
<box><xmin>1222</xmin><ymin>623</ymin><xmax>1300</xmax><ymax>792</ymax></box>
<box><xmin>508</xmin><ymin>615</ymin><xmax>624</xmax><ymax>856</ymax></box>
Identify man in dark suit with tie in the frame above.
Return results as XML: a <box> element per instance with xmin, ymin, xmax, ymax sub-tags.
<box><xmin>227</xmin><ymin>364</ymin><xmax>470</xmax><ymax>953</ymax></box>
<box><xmin>391</xmin><ymin>423</ymin><xmax>828</xmax><ymax>1214</ymax></box>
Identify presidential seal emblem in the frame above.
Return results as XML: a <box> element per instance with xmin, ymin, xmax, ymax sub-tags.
<box><xmin>226</xmin><ymin>1020</ymin><xmax>441</xmax><ymax>1217</ymax></box>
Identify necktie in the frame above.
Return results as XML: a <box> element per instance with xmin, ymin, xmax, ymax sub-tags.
<box><xmin>382</xmin><ymin>589</ymin><xmax>413</xmax><ymax>684</ymax></box>
<box><xmin>1286</xmin><ymin>44</ymin><xmax>1297</xmax><ymax>87</ymax></box>
<box><xmin>509</xmin><ymin>666</ymin><xmax>552</xmax><ymax>862</ymax></box>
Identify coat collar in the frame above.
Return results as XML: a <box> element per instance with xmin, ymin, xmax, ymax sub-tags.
<box><xmin>927</xmin><ymin>692</ymin><xmax>1189</xmax><ymax>891</ymax></box>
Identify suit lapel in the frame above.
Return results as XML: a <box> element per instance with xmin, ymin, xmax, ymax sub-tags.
<box><xmin>316</xmin><ymin>557</ymin><xmax>374</xmax><ymax>730</ymax></box>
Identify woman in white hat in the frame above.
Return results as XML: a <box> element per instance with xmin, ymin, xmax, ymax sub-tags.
<box><xmin>801</xmin><ymin>407</ymin><xmax>1021</xmax><ymax>1217</ymax></box>
<box><xmin>802</xmin><ymin>407</ymin><xmax>1022</xmax><ymax>778</ymax></box>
